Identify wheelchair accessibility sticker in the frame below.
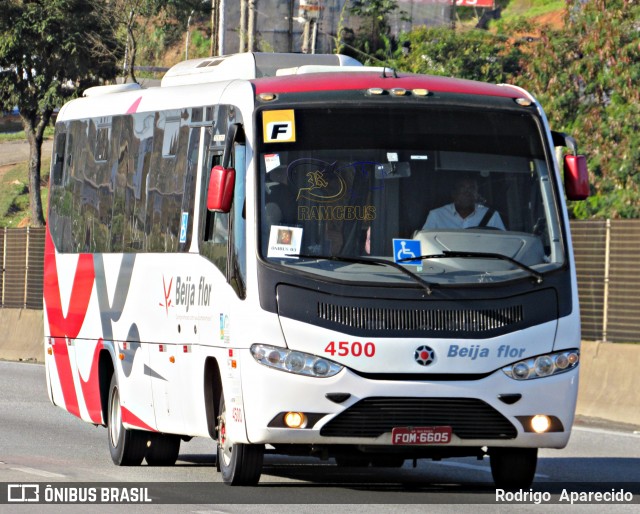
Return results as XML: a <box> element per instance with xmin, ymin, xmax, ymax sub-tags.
<box><xmin>393</xmin><ymin>239</ymin><xmax>422</xmax><ymax>265</ymax></box>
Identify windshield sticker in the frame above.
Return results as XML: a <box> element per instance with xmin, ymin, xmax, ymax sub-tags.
<box><xmin>387</xmin><ymin>152</ymin><xmax>398</xmax><ymax>162</ymax></box>
<box><xmin>267</xmin><ymin>226</ymin><xmax>303</xmax><ymax>258</ymax></box>
<box><xmin>264</xmin><ymin>153</ymin><xmax>281</xmax><ymax>172</ymax></box>
<box><xmin>411</xmin><ymin>155</ymin><xmax>429</xmax><ymax>160</ymax></box>
<box><xmin>393</xmin><ymin>239</ymin><xmax>422</xmax><ymax>265</ymax></box>
<box><xmin>263</xmin><ymin>109</ymin><xmax>296</xmax><ymax>143</ymax></box>
<box><xmin>287</xmin><ymin>159</ymin><xmax>379</xmax><ymax>221</ymax></box>
<box><xmin>179</xmin><ymin>212</ymin><xmax>188</xmax><ymax>243</ymax></box>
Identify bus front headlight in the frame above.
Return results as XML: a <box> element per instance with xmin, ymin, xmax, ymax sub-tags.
<box><xmin>502</xmin><ymin>349</ymin><xmax>579</xmax><ymax>380</ymax></box>
<box><xmin>251</xmin><ymin>344</ymin><xmax>343</xmax><ymax>378</ymax></box>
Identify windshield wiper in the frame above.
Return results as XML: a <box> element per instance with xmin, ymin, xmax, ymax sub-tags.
<box><xmin>288</xmin><ymin>253</ymin><xmax>435</xmax><ymax>295</ymax></box>
<box><xmin>399</xmin><ymin>251</ymin><xmax>543</xmax><ymax>284</ymax></box>
<box><xmin>398</xmin><ymin>250</ymin><xmax>543</xmax><ymax>284</ymax></box>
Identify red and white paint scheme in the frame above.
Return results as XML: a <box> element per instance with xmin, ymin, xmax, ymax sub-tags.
<box><xmin>45</xmin><ymin>52</ymin><xmax>589</xmax><ymax>486</ymax></box>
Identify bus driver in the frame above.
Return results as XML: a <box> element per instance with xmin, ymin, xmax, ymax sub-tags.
<box><xmin>422</xmin><ymin>174</ymin><xmax>505</xmax><ymax>230</ymax></box>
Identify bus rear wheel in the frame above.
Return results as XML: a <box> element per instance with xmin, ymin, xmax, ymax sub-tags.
<box><xmin>145</xmin><ymin>433</ymin><xmax>180</xmax><ymax>466</ymax></box>
<box><xmin>216</xmin><ymin>392</ymin><xmax>264</xmax><ymax>485</ymax></box>
<box><xmin>489</xmin><ymin>447</ymin><xmax>538</xmax><ymax>489</ymax></box>
<box><xmin>107</xmin><ymin>374</ymin><xmax>147</xmax><ymax>466</ymax></box>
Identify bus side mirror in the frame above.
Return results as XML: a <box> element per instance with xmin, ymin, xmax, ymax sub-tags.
<box><xmin>564</xmin><ymin>154</ymin><xmax>589</xmax><ymax>200</ymax></box>
<box><xmin>207</xmin><ymin>165</ymin><xmax>235</xmax><ymax>213</ymax></box>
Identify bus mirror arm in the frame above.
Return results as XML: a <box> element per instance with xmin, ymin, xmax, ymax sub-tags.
<box><xmin>222</xmin><ymin>123</ymin><xmax>244</xmax><ymax>168</ymax></box>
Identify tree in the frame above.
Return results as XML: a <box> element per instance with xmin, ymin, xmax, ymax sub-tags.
<box><xmin>515</xmin><ymin>0</ymin><xmax>640</xmax><ymax>218</ymax></box>
<box><xmin>113</xmin><ymin>0</ymin><xmax>211</xmax><ymax>82</ymax></box>
<box><xmin>0</xmin><ymin>0</ymin><xmax>123</xmax><ymax>226</ymax></box>
<box><xmin>392</xmin><ymin>26</ymin><xmax>524</xmax><ymax>84</ymax></box>
<box><xmin>344</xmin><ymin>0</ymin><xmax>408</xmax><ymax>63</ymax></box>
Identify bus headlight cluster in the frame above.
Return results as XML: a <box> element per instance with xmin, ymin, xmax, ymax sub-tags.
<box><xmin>502</xmin><ymin>349</ymin><xmax>579</xmax><ymax>380</ymax></box>
<box><xmin>251</xmin><ymin>344</ymin><xmax>343</xmax><ymax>378</ymax></box>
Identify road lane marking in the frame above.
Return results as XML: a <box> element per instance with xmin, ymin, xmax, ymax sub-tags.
<box><xmin>574</xmin><ymin>426</ymin><xmax>640</xmax><ymax>438</ymax></box>
<box><xmin>432</xmin><ymin>460</ymin><xmax>549</xmax><ymax>478</ymax></box>
<box><xmin>10</xmin><ymin>466</ymin><xmax>66</xmax><ymax>478</ymax></box>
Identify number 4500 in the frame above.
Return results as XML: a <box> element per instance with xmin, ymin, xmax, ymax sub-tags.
<box><xmin>324</xmin><ymin>341</ymin><xmax>375</xmax><ymax>358</ymax></box>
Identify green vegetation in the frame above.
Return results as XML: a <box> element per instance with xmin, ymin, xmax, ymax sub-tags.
<box><xmin>0</xmin><ymin>0</ymin><xmax>122</xmax><ymax>227</ymax></box>
<box><xmin>0</xmin><ymin>128</ymin><xmax>55</xmax><ymax>143</ymax></box>
<box><xmin>0</xmin><ymin>159</ymin><xmax>50</xmax><ymax>228</ymax></box>
<box><xmin>387</xmin><ymin>0</ymin><xmax>640</xmax><ymax>219</ymax></box>
<box><xmin>501</xmin><ymin>0</ymin><xmax>566</xmax><ymax>19</ymax></box>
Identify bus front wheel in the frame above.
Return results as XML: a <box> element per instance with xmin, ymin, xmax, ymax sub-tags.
<box><xmin>489</xmin><ymin>447</ymin><xmax>538</xmax><ymax>489</ymax></box>
<box><xmin>216</xmin><ymin>392</ymin><xmax>264</xmax><ymax>485</ymax></box>
<box><xmin>107</xmin><ymin>374</ymin><xmax>147</xmax><ymax>466</ymax></box>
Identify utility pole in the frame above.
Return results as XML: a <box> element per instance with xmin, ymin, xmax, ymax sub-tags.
<box><xmin>288</xmin><ymin>0</ymin><xmax>295</xmax><ymax>52</ymax></box>
<box><xmin>239</xmin><ymin>0</ymin><xmax>247</xmax><ymax>52</ymax></box>
<box><xmin>218</xmin><ymin>0</ymin><xmax>226</xmax><ymax>55</ymax></box>
<box><xmin>210</xmin><ymin>0</ymin><xmax>217</xmax><ymax>56</ymax></box>
<box><xmin>300</xmin><ymin>1</ymin><xmax>321</xmax><ymax>54</ymax></box>
<box><xmin>248</xmin><ymin>0</ymin><xmax>257</xmax><ymax>52</ymax></box>
<box><xmin>186</xmin><ymin>10</ymin><xmax>194</xmax><ymax>60</ymax></box>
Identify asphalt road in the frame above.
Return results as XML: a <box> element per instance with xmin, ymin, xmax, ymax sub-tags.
<box><xmin>1</xmin><ymin>361</ymin><xmax>639</xmax><ymax>512</ymax></box>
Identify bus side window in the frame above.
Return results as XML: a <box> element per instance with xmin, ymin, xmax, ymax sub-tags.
<box><xmin>52</xmin><ymin>132</ymin><xmax>67</xmax><ymax>186</ymax></box>
<box><xmin>201</xmin><ymin>154</ymin><xmax>229</xmax><ymax>274</ymax></box>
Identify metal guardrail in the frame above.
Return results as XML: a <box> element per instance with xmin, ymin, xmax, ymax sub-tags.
<box><xmin>572</xmin><ymin>220</ymin><xmax>640</xmax><ymax>343</ymax></box>
<box><xmin>1</xmin><ymin>227</ymin><xmax>45</xmax><ymax>309</ymax></box>
<box><xmin>2</xmin><ymin>222</ymin><xmax>639</xmax><ymax>342</ymax></box>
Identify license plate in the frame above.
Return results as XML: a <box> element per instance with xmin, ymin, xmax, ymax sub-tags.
<box><xmin>391</xmin><ymin>426</ymin><xmax>452</xmax><ymax>445</ymax></box>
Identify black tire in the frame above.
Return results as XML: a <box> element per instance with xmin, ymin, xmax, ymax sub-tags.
<box><xmin>145</xmin><ymin>433</ymin><xmax>181</xmax><ymax>466</ymax></box>
<box><xmin>490</xmin><ymin>447</ymin><xmax>538</xmax><ymax>489</ymax></box>
<box><xmin>107</xmin><ymin>374</ymin><xmax>147</xmax><ymax>466</ymax></box>
<box><xmin>217</xmin><ymin>392</ymin><xmax>264</xmax><ymax>485</ymax></box>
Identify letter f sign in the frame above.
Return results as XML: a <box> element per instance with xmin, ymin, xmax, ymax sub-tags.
<box><xmin>263</xmin><ymin>109</ymin><xmax>296</xmax><ymax>143</ymax></box>
<box><xmin>269</xmin><ymin>123</ymin><xmax>291</xmax><ymax>140</ymax></box>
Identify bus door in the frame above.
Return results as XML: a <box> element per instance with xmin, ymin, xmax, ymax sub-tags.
<box><xmin>149</xmin><ymin>125</ymin><xmax>204</xmax><ymax>434</ymax></box>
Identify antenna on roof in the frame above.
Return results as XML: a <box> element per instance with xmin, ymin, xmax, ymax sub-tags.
<box><xmin>381</xmin><ymin>67</ymin><xmax>398</xmax><ymax>79</ymax></box>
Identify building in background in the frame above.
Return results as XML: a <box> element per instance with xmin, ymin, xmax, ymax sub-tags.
<box><xmin>215</xmin><ymin>0</ymin><xmax>455</xmax><ymax>56</ymax></box>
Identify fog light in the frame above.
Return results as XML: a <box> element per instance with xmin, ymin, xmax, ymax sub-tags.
<box><xmin>531</xmin><ymin>414</ymin><xmax>551</xmax><ymax>433</ymax></box>
<box><xmin>284</xmin><ymin>411</ymin><xmax>307</xmax><ymax>429</ymax></box>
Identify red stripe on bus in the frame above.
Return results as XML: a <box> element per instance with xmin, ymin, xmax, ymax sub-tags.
<box><xmin>253</xmin><ymin>72</ymin><xmax>524</xmax><ymax>99</ymax></box>
<box><xmin>126</xmin><ymin>96</ymin><xmax>142</xmax><ymax>114</ymax></box>
<box><xmin>121</xmin><ymin>406</ymin><xmax>157</xmax><ymax>432</ymax></box>
<box><xmin>78</xmin><ymin>339</ymin><xmax>105</xmax><ymax>424</ymax></box>
<box><xmin>44</xmin><ymin>230</ymin><xmax>96</xmax><ymax>418</ymax></box>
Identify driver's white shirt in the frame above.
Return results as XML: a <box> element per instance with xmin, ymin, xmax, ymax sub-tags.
<box><xmin>422</xmin><ymin>203</ymin><xmax>505</xmax><ymax>230</ymax></box>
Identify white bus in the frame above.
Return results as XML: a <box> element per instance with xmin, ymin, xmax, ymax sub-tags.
<box><xmin>44</xmin><ymin>52</ymin><xmax>589</xmax><ymax>487</ymax></box>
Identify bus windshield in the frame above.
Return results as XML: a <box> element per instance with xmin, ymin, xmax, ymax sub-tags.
<box><xmin>258</xmin><ymin>105</ymin><xmax>564</xmax><ymax>286</ymax></box>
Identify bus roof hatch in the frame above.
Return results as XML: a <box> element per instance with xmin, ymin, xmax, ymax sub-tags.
<box><xmin>160</xmin><ymin>52</ymin><xmax>362</xmax><ymax>87</ymax></box>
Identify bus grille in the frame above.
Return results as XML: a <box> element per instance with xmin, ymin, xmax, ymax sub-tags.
<box><xmin>320</xmin><ymin>397</ymin><xmax>517</xmax><ymax>439</ymax></box>
<box><xmin>317</xmin><ymin>303</ymin><xmax>523</xmax><ymax>332</ymax></box>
